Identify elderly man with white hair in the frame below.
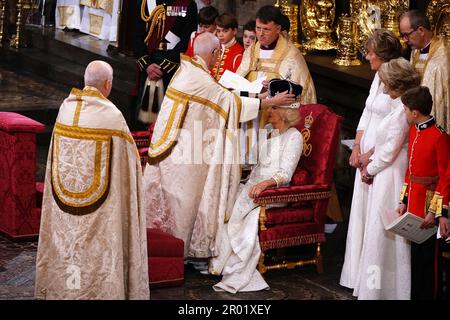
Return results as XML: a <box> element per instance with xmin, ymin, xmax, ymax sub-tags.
<box><xmin>143</xmin><ymin>32</ymin><xmax>295</xmax><ymax>261</ymax></box>
<box><xmin>35</xmin><ymin>60</ymin><xmax>149</xmax><ymax>300</ymax></box>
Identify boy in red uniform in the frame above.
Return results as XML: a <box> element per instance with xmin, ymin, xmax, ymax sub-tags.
<box><xmin>211</xmin><ymin>13</ymin><xmax>244</xmax><ymax>80</ymax></box>
<box><xmin>185</xmin><ymin>6</ymin><xmax>219</xmax><ymax>58</ymax></box>
<box><xmin>397</xmin><ymin>86</ymin><xmax>450</xmax><ymax>299</ymax></box>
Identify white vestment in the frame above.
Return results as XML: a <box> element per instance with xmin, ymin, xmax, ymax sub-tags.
<box><xmin>35</xmin><ymin>86</ymin><xmax>149</xmax><ymax>300</ymax></box>
<box><xmin>143</xmin><ymin>54</ymin><xmax>260</xmax><ymax>258</ymax></box>
<box><xmin>340</xmin><ymin>73</ymin><xmax>396</xmax><ymax>289</ymax></box>
<box><xmin>79</xmin><ymin>0</ymin><xmax>120</xmax><ymax>41</ymax></box>
<box><xmin>56</xmin><ymin>0</ymin><xmax>82</xmax><ymax>30</ymax></box>
<box><xmin>410</xmin><ymin>37</ymin><xmax>450</xmax><ymax>132</ymax></box>
<box><xmin>210</xmin><ymin>126</ymin><xmax>303</xmax><ymax>293</ymax></box>
<box><xmin>353</xmin><ymin>98</ymin><xmax>411</xmax><ymax>300</ymax></box>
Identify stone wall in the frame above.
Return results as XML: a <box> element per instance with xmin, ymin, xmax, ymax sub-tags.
<box><xmin>211</xmin><ymin>0</ymin><xmax>281</xmax><ymax>27</ymax></box>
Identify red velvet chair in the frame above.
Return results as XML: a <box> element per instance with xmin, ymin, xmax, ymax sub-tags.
<box><xmin>254</xmin><ymin>104</ymin><xmax>342</xmax><ymax>274</ymax></box>
<box><xmin>0</xmin><ymin>112</ymin><xmax>45</xmax><ymax>240</ymax></box>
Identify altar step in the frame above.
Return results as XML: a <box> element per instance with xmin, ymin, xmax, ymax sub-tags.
<box><xmin>2</xmin><ymin>26</ymin><xmax>138</xmax><ymax>128</ymax></box>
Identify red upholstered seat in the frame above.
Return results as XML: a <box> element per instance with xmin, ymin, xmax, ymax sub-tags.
<box><xmin>0</xmin><ymin>112</ymin><xmax>45</xmax><ymax>133</ymax></box>
<box><xmin>255</xmin><ymin>104</ymin><xmax>342</xmax><ymax>274</ymax></box>
<box><xmin>0</xmin><ymin>112</ymin><xmax>45</xmax><ymax>240</ymax></box>
<box><xmin>147</xmin><ymin>228</ymin><xmax>184</xmax><ymax>288</ymax></box>
<box><xmin>131</xmin><ymin>123</ymin><xmax>155</xmax><ymax>168</ymax></box>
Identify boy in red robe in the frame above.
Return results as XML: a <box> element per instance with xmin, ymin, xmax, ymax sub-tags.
<box><xmin>397</xmin><ymin>86</ymin><xmax>450</xmax><ymax>300</ymax></box>
<box><xmin>211</xmin><ymin>13</ymin><xmax>244</xmax><ymax>80</ymax></box>
<box><xmin>185</xmin><ymin>6</ymin><xmax>219</xmax><ymax>58</ymax></box>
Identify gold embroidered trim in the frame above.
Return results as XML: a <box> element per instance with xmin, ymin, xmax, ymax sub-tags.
<box><xmin>166</xmin><ymin>87</ymin><xmax>228</xmax><ymax>120</ymax></box>
<box><xmin>54</xmin><ymin>122</ymin><xmax>135</xmax><ymax>145</ymax></box>
<box><xmin>73</xmin><ymin>93</ymin><xmax>83</xmax><ymax>127</ymax></box>
<box><xmin>89</xmin><ymin>13</ymin><xmax>103</xmax><ymax>36</ymax></box>
<box><xmin>150</xmin><ymin>98</ymin><xmax>182</xmax><ymax>149</ymax></box>
<box><xmin>53</xmin><ymin>136</ymin><xmax>110</xmax><ymax>201</ymax></box>
<box><xmin>260</xmin><ymin>233</ymin><xmax>325</xmax><ymax>251</ymax></box>
<box><xmin>255</xmin><ymin>190</ymin><xmax>331</xmax><ymax>205</ymax></box>
<box><xmin>70</xmin><ymin>87</ymin><xmax>108</xmax><ymax>101</ymax></box>
<box><xmin>148</xmin><ymin>99</ymin><xmax>188</xmax><ymax>158</ymax></box>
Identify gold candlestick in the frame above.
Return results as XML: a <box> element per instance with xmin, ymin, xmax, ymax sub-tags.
<box><xmin>333</xmin><ymin>15</ymin><xmax>361</xmax><ymax>66</ymax></box>
<box><xmin>11</xmin><ymin>0</ymin><xmax>23</xmax><ymax>48</ymax></box>
<box><xmin>0</xmin><ymin>0</ymin><xmax>5</xmax><ymax>47</ymax></box>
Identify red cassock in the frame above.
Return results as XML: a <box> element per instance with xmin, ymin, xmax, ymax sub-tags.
<box><xmin>211</xmin><ymin>40</ymin><xmax>244</xmax><ymax>80</ymax></box>
<box><xmin>401</xmin><ymin>118</ymin><xmax>450</xmax><ymax>218</ymax></box>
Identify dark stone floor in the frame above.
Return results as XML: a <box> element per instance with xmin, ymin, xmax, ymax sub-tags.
<box><xmin>0</xmin><ymin>66</ymin><xmax>355</xmax><ymax>300</ymax></box>
<box><xmin>0</xmin><ymin>226</ymin><xmax>354</xmax><ymax>300</ymax></box>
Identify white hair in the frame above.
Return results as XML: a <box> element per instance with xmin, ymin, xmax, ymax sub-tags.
<box><xmin>84</xmin><ymin>60</ymin><xmax>113</xmax><ymax>88</ymax></box>
<box><xmin>193</xmin><ymin>32</ymin><xmax>219</xmax><ymax>57</ymax></box>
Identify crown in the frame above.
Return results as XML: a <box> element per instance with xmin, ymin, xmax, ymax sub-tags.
<box><xmin>304</xmin><ymin>112</ymin><xmax>314</xmax><ymax>128</ymax></box>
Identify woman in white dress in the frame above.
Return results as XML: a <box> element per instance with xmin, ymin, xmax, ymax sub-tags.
<box><xmin>354</xmin><ymin>57</ymin><xmax>420</xmax><ymax>299</ymax></box>
<box><xmin>340</xmin><ymin>30</ymin><xmax>403</xmax><ymax>289</ymax></box>
<box><xmin>209</xmin><ymin>80</ymin><xmax>303</xmax><ymax>293</ymax></box>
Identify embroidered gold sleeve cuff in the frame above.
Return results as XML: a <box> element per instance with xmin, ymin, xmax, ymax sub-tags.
<box><xmin>137</xmin><ymin>55</ymin><xmax>151</xmax><ymax>72</ymax></box>
<box><xmin>429</xmin><ymin>192</ymin><xmax>443</xmax><ymax>217</ymax></box>
<box><xmin>160</xmin><ymin>59</ymin><xmax>180</xmax><ymax>74</ymax></box>
<box><xmin>399</xmin><ymin>182</ymin><xmax>408</xmax><ymax>205</ymax></box>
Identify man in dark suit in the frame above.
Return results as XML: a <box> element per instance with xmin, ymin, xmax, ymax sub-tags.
<box><xmin>133</xmin><ymin>0</ymin><xmax>198</xmax><ymax>128</ymax></box>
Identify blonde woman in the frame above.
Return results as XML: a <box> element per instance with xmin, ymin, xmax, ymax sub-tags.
<box><xmin>341</xmin><ymin>29</ymin><xmax>403</xmax><ymax>289</ymax></box>
<box><xmin>353</xmin><ymin>57</ymin><xmax>420</xmax><ymax>300</ymax></box>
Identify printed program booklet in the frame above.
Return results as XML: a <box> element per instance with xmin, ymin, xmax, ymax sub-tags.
<box><xmin>380</xmin><ymin>208</ymin><xmax>437</xmax><ymax>244</ymax></box>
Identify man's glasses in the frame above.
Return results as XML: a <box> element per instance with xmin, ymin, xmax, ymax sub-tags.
<box><xmin>400</xmin><ymin>26</ymin><xmax>419</xmax><ymax>39</ymax></box>
<box><xmin>255</xmin><ymin>26</ymin><xmax>274</xmax><ymax>34</ymax></box>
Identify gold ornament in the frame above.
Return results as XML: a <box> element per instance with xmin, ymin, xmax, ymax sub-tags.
<box><xmin>301</xmin><ymin>0</ymin><xmax>337</xmax><ymax>51</ymax></box>
<box><xmin>333</xmin><ymin>15</ymin><xmax>361</xmax><ymax>66</ymax></box>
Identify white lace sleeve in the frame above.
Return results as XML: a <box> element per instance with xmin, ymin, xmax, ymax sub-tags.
<box><xmin>271</xmin><ymin>130</ymin><xmax>303</xmax><ymax>187</ymax></box>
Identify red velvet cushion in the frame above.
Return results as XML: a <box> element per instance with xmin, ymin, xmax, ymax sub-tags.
<box><xmin>0</xmin><ymin>112</ymin><xmax>45</xmax><ymax>133</ymax></box>
<box><xmin>148</xmin><ymin>256</ymin><xmax>184</xmax><ymax>288</ymax></box>
<box><xmin>147</xmin><ymin>228</ymin><xmax>184</xmax><ymax>257</ymax></box>
<box><xmin>265</xmin><ymin>206</ymin><xmax>314</xmax><ymax>225</ymax></box>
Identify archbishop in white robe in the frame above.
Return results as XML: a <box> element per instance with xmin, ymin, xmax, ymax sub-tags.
<box><xmin>144</xmin><ymin>54</ymin><xmax>260</xmax><ymax>258</ymax></box>
<box><xmin>210</xmin><ymin>125</ymin><xmax>303</xmax><ymax>293</ymax></box>
<box><xmin>35</xmin><ymin>86</ymin><xmax>149</xmax><ymax>300</ymax></box>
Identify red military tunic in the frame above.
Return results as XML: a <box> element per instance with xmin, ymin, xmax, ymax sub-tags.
<box><xmin>400</xmin><ymin>117</ymin><xmax>450</xmax><ymax>218</ymax></box>
<box><xmin>185</xmin><ymin>31</ymin><xmax>200</xmax><ymax>58</ymax></box>
<box><xmin>211</xmin><ymin>38</ymin><xmax>244</xmax><ymax>80</ymax></box>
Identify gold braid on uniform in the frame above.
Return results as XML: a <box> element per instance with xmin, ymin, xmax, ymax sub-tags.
<box><xmin>141</xmin><ymin>1</ymin><xmax>166</xmax><ymax>44</ymax></box>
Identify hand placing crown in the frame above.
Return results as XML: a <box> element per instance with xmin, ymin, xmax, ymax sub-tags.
<box><xmin>268</xmin><ymin>79</ymin><xmax>303</xmax><ymax>109</ymax></box>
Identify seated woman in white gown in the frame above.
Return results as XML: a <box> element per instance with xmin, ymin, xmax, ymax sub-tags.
<box><xmin>209</xmin><ymin>79</ymin><xmax>304</xmax><ymax>293</ymax></box>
